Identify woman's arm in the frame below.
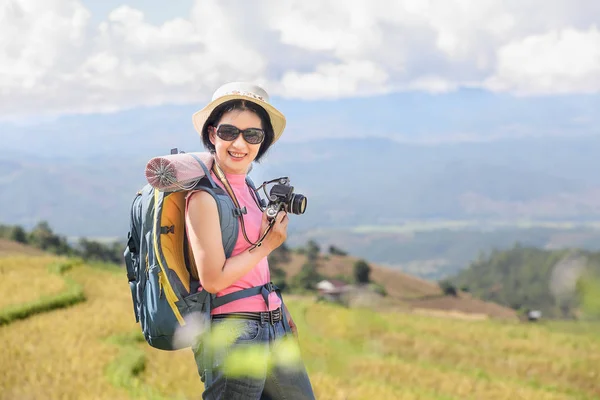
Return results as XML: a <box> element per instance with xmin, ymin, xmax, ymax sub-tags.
<box><xmin>185</xmin><ymin>190</ymin><xmax>287</xmax><ymax>293</ymax></box>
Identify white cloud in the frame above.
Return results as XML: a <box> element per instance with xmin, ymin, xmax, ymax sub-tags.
<box><xmin>1</xmin><ymin>0</ymin><xmax>600</xmax><ymax>118</ymax></box>
<box><xmin>278</xmin><ymin>61</ymin><xmax>389</xmax><ymax>99</ymax></box>
<box><xmin>0</xmin><ymin>0</ymin><xmax>90</xmax><ymax>91</ymax></box>
<box><xmin>486</xmin><ymin>26</ymin><xmax>600</xmax><ymax>95</ymax></box>
<box><xmin>0</xmin><ymin>0</ymin><xmax>268</xmax><ymax>117</ymax></box>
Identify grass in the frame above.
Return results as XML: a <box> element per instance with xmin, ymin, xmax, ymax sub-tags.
<box><xmin>0</xmin><ymin>257</ymin><xmax>134</xmax><ymax>400</ymax></box>
<box><xmin>0</xmin><ymin>257</ymin><xmax>86</xmax><ymax>325</ymax></box>
<box><xmin>0</xmin><ymin>255</ymin><xmax>66</xmax><ymax>309</ymax></box>
<box><xmin>1</xmin><ymin>254</ymin><xmax>600</xmax><ymax>399</ymax></box>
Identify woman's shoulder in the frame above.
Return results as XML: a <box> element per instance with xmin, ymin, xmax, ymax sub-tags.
<box><xmin>186</xmin><ymin>190</ymin><xmax>218</xmax><ymax>217</ymax></box>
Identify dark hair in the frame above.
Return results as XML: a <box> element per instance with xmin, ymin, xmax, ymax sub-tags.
<box><xmin>201</xmin><ymin>99</ymin><xmax>274</xmax><ymax>162</ymax></box>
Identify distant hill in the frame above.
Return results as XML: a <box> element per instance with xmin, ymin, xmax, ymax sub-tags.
<box><xmin>281</xmin><ymin>252</ymin><xmax>518</xmax><ymax>320</ymax></box>
<box><xmin>0</xmin><ymin>239</ymin><xmax>47</xmax><ymax>257</ymax></box>
<box><xmin>3</xmin><ymin>135</ymin><xmax>600</xmax><ymax>238</ymax></box>
<box><xmin>286</xmin><ymin>225</ymin><xmax>600</xmax><ymax>280</ymax></box>
<box><xmin>446</xmin><ymin>244</ymin><xmax>600</xmax><ymax>319</ymax></box>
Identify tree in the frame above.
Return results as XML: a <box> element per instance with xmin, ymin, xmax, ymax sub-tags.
<box><xmin>267</xmin><ymin>242</ymin><xmax>290</xmax><ymax>291</ymax></box>
<box><xmin>78</xmin><ymin>238</ymin><xmax>122</xmax><ymax>264</ymax></box>
<box><xmin>28</xmin><ymin>221</ymin><xmax>72</xmax><ymax>255</ymax></box>
<box><xmin>328</xmin><ymin>245</ymin><xmax>347</xmax><ymax>256</ymax></box>
<box><xmin>291</xmin><ymin>262</ymin><xmax>322</xmax><ymax>291</ymax></box>
<box><xmin>28</xmin><ymin>221</ymin><xmax>55</xmax><ymax>249</ymax></box>
<box><xmin>439</xmin><ymin>279</ymin><xmax>460</xmax><ymax>297</ymax></box>
<box><xmin>270</xmin><ymin>265</ymin><xmax>288</xmax><ymax>292</ymax></box>
<box><xmin>10</xmin><ymin>225</ymin><xmax>28</xmax><ymax>244</ymax></box>
<box><xmin>306</xmin><ymin>239</ymin><xmax>320</xmax><ymax>263</ymax></box>
<box><xmin>353</xmin><ymin>259</ymin><xmax>371</xmax><ymax>284</ymax></box>
<box><xmin>269</xmin><ymin>241</ymin><xmax>291</xmax><ymax>266</ymax></box>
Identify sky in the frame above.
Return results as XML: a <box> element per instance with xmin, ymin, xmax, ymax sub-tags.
<box><xmin>1</xmin><ymin>0</ymin><xmax>600</xmax><ymax>144</ymax></box>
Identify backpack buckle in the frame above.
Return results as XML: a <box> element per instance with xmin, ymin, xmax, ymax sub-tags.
<box><xmin>232</xmin><ymin>207</ymin><xmax>247</xmax><ymax>217</ymax></box>
<box><xmin>161</xmin><ymin>225</ymin><xmax>175</xmax><ymax>234</ymax></box>
<box><xmin>264</xmin><ymin>282</ymin><xmax>276</xmax><ymax>293</ymax></box>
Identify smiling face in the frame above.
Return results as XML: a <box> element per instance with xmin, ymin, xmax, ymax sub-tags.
<box><xmin>208</xmin><ymin>109</ymin><xmax>263</xmax><ymax>175</ymax></box>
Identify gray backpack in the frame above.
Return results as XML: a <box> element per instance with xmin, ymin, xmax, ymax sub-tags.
<box><xmin>123</xmin><ymin>152</ymin><xmax>288</xmax><ymax>351</ymax></box>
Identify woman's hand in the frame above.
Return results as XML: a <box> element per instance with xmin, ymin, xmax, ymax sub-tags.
<box><xmin>259</xmin><ymin>209</ymin><xmax>288</xmax><ymax>253</ymax></box>
<box><xmin>284</xmin><ymin>305</ymin><xmax>298</xmax><ymax>338</ymax></box>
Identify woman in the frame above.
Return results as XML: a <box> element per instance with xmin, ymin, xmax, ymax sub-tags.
<box><xmin>185</xmin><ymin>82</ymin><xmax>316</xmax><ymax>400</ymax></box>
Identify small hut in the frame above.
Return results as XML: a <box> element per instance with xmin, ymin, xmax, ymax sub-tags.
<box><xmin>316</xmin><ymin>279</ymin><xmax>350</xmax><ymax>303</ymax></box>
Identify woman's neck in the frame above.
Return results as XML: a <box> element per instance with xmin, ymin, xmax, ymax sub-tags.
<box><xmin>213</xmin><ymin>160</ymin><xmax>248</xmax><ymax>187</ymax></box>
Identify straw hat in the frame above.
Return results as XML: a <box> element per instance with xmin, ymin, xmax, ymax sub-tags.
<box><xmin>192</xmin><ymin>82</ymin><xmax>286</xmax><ymax>143</ymax></box>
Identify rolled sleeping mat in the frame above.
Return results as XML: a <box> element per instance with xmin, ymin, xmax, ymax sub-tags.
<box><xmin>145</xmin><ymin>152</ymin><xmax>214</xmax><ymax>192</ymax></box>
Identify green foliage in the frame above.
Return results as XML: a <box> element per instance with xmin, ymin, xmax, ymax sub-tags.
<box><xmin>268</xmin><ymin>242</ymin><xmax>292</xmax><ymax>292</ymax></box>
<box><xmin>269</xmin><ymin>241</ymin><xmax>291</xmax><ymax>266</ymax></box>
<box><xmin>0</xmin><ymin>221</ymin><xmax>124</xmax><ymax>264</ymax></box>
<box><xmin>368</xmin><ymin>282</ymin><xmax>387</xmax><ymax>296</ymax></box>
<box><xmin>306</xmin><ymin>239</ymin><xmax>320</xmax><ymax>262</ymax></box>
<box><xmin>269</xmin><ymin>263</ymin><xmax>288</xmax><ymax>292</ymax></box>
<box><xmin>449</xmin><ymin>244</ymin><xmax>600</xmax><ymax>319</ymax></box>
<box><xmin>28</xmin><ymin>221</ymin><xmax>73</xmax><ymax>256</ymax></box>
<box><xmin>77</xmin><ymin>237</ymin><xmax>123</xmax><ymax>264</ymax></box>
<box><xmin>353</xmin><ymin>259</ymin><xmax>371</xmax><ymax>284</ymax></box>
<box><xmin>576</xmin><ymin>273</ymin><xmax>600</xmax><ymax>320</ymax></box>
<box><xmin>10</xmin><ymin>225</ymin><xmax>28</xmax><ymax>243</ymax></box>
<box><xmin>332</xmin><ymin>274</ymin><xmax>353</xmax><ymax>284</ymax></box>
<box><xmin>290</xmin><ymin>262</ymin><xmax>323</xmax><ymax>292</ymax></box>
<box><xmin>439</xmin><ymin>279</ymin><xmax>458</xmax><ymax>297</ymax></box>
<box><xmin>328</xmin><ymin>245</ymin><xmax>348</xmax><ymax>256</ymax></box>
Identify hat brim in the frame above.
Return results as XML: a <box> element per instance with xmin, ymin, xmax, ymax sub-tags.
<box><xmin>192</xmin><ymin>94</ymin><xmax>286</xmax><ymax>143</ymax></box>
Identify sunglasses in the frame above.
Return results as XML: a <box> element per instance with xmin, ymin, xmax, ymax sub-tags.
<box><xmin>214</xmin><ymin>124</ymin><xmax>265</xmax><ymax>145</ymax></box>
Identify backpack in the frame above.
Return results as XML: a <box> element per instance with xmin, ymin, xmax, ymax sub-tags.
<box><xmin>123</xmin><ymin>150</ymin><xmax>290</xmax><ymax>351</ymax></box>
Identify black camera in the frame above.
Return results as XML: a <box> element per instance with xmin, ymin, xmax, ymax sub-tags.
<box><xmin>265</xmin><ymin>178</ymin><xmax>307</xmax><ymax>220</ymax></box>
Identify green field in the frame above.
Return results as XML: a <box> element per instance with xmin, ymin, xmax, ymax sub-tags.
<box><xmin>2</xmin><ymin>254</ymin><xmax>600</xmax><ymax>399</ymax></box>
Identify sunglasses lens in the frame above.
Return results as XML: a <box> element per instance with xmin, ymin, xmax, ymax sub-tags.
<box><xmin>243</xmin><ymin>129</ymin><xmax>265</xmax><ymax>144</ymax></box>
<box><xmin>216</xmin><ymin>125</ymin><xmax>264</xmax><ymax>144</ymax></box>
<box><xmin>216</xmin><ymin>125</ymin><xmax>240</xmax><ymax>141</ymax></box>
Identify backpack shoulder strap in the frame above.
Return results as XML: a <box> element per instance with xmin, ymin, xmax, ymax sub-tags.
<box><xmin>186</xmin><ymin>177</ymin><xmax>239</xmax><ymax>258</ymax></box>
<box><xmin>188</xmin><ymin>153</ymin><xmax>219</xmax><ymax>189</ymax></box>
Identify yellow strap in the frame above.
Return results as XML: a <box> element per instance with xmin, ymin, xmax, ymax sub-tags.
<box><xmin>153</xmin><ymin>190</ymin><xmax>186</xmax><ymax>326</ymax></box>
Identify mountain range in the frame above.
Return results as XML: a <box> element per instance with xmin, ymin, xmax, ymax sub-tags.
<box><xmin>3</xmin><ymin>96</ymin><xmax>600</xmax><ymax>279</ymax></box>
<box><xmin>3</xmin><ymin>134</ymin><xmax>600</xmax><ymax>234</ymax></box>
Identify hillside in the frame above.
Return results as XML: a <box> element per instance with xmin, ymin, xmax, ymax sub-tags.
<box><xmin>447</xmin><ymin>244</ymin><xmax>600</xmax><ymax>319</ymax></box>
<box><xmin>286</xmin><ymin>225</ymin><xmax>600</xmax><ymax>280</ymax></box>
<box><xmin>281</xmin><ymin>252</ymin><xmax>518</xmax><ymax>320</ymax></box>
<box><xmin>0</xmin><ymin>238</ymin><xmax>47</xmax><ymax>257</ymax></box>
<box><xmin>2</xmin><ymin>251</ymin><xmax>600</xmax><ymax>399</ymax></box>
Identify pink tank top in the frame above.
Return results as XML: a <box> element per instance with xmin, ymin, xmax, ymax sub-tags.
<box><xmin>186</xmin><ymin>170</ymin><xmax>281</xmax><ymax>315</ymax></box>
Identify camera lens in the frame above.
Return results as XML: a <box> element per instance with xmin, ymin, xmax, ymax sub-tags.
<box><xmin>289</xmin><ymin>194</ymin><xmax>307</xmax><ymax>215</ymax></box>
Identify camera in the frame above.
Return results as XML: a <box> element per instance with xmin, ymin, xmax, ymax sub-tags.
<box><xmin>265</xmin><ymin>178</ymin><xmax>307</xmax><ymax>220</ymax></box>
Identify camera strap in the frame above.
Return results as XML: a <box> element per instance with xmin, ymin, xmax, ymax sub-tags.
<box><xmin>212</xmin><ymin>162</ymin><xmax>274</xmax><ymax>251</ymax></box>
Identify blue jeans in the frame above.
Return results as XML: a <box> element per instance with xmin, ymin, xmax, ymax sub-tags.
<box><xmin>192</xmin><ymin>317</ymin><xmax>316</xmax><ymax>400</ymax></box>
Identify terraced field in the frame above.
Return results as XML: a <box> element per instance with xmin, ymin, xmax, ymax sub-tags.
<box><xmin>1</xmin><ymin>254</ymin><xmax>599</xmax><ymax>399</ymax></box>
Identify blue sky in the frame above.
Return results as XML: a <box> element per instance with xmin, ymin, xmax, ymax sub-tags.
<box><xmin>2</xmin><ymin>0</ymin><xmax>600</xmax><ymax>145</ymax></box>
<box><xmin>80</xmin><ymin>0</ymin><xmax>194</xmax><ymax>26</ymax></box>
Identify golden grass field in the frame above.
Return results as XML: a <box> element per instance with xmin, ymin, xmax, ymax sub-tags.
<box><xmin>1</xmin><ymin>254</ymin><xmax>600</xmax><ymax>400</ymax></box>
